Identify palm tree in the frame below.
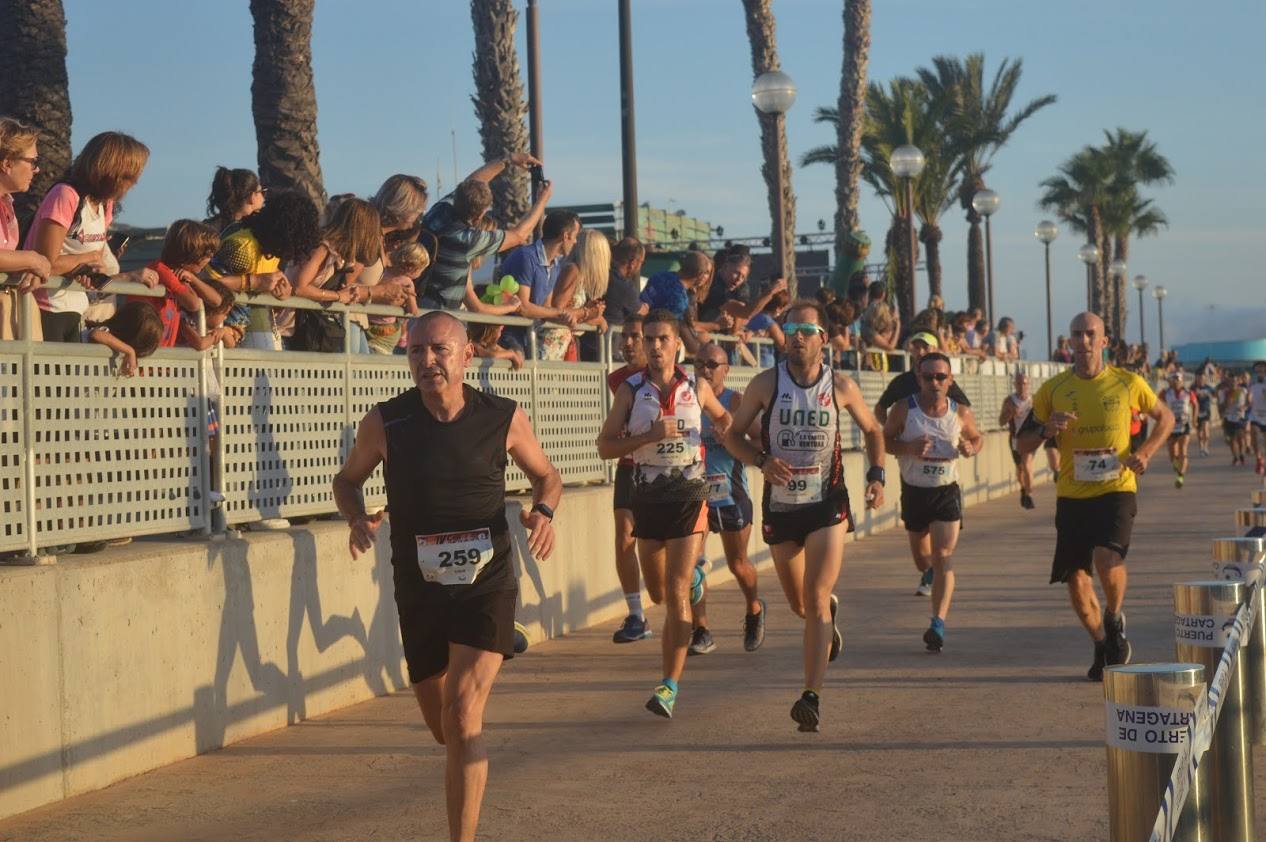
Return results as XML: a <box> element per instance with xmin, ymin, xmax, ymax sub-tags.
<box><xmin>833</xmin><ymin>0</ymin><xmax>871</xmax><ymax>262</ymax></box>
<box><xmin>470</xmin><ymin>0</ymin><xmax>531</xmax><ymax>224</ymax></box>
<box><xmin>250</xmin><ymin>0</ymin><xmax>326</xmax><ymax>210</ymax></box>
<box><xmin>1038</xmin><ymin>146</ymin><xmax>1115</xmax><ymax>316</ymax></box>
<box><xmin>0</xmin><ymin>0</ymin><xmax>72</xmax><ymax>231</ymax></box>
<box><xmin>918</xmin><ymin>54</ymin><xmax>1056</xmax><ymax>314</ymax></box>
<box><xmin>1101</xmin><ymin>191</ymin><xmax>1168</xmax><ymax>337</ymax></box>
<box><xmin>741</xmin><ymin>0</ymin><xmax>796</xmax><ymax>289</ymax></box>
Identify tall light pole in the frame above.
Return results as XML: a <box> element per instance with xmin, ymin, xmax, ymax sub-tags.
<box><xmin>1154</xmin><ymin>285</ymin><xmax>1168</xmax><ymax>355</ymax></box>
<box><xmin>1132</xmin><ymin>274</ymin><xmax>1149</xmax><ymax>347</ymax></box>
<box><xmin>1035</xmin><ymin>220</ymin><xmax>1059</xmax><ymax>359</ymax></box>
<box><xmin>890</xmin><ymin>144</ymin><xmax>925</xmax><ymax>321</ymax></box>
<box><xmin>751</xmin><ymin>70</ymin><xmax>797</xmax><ymax>282</ymax></box>
<box><xmin>617</xmin><ymin>0</ymin><xmax>638</xmax><ymax>239</ymax></box>
<box><xmin>972</xmin><ymin>189</ymin><xmax>1001</xmax><ymax>325</ymax></box>
<box><xmin>1077</xmin><ymin>243</ymin><xmax>1100</xmax><ymax>312</ymax></box>
<box><xmin>526</xmin><ymin>0</ymin><xmax>543</xmax><ymax>198</ymax></box>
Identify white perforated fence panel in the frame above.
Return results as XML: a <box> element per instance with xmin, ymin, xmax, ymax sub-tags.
<box><xmin>533</xmin><ymin>363</ymin><xmax>608</xmax><ymax>486</ymax></box>
<box><xmin>28</xmin><ymin>346</ymin><xmax>206</xmax><ymax>545</ymax></box>
<box><xmin>0</xmin><ymin>352</ymin><xmax>25</xmax><ymax>552</ymax></box>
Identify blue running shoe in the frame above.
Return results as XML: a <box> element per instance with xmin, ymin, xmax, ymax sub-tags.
<box><xmin>646</xmin><ymin>683</ymin><xmax>677</xmax><ymax>718</ymax></box>
<box><xmin>513</xmin><ymin>621</ymin><xmax>530</xmax><ymax>655</ymax></box>
<box><xmin>690</xmin><ymin>565</ymin><xmax>705</xmax><ymax>606</ymax></box>
<box><xmin>612</xmin><ymin>614</ymin><xmax>652</xmax><ymax>644</ymax></box>
<box><xmin>923</xmin><ymin>618</ymin><xmax>944</xmax><ymax>653</ymax></box>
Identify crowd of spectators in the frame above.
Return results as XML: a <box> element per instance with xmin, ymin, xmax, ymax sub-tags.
<box><xmin>2</xmin><ymin>117</ymin><xmax>1037</xmax><ymax>376</ymax></box>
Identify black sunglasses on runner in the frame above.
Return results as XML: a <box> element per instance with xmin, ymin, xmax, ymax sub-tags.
<box><xmin>922</xmin><ymin>373</ymin><xmax>950</xmax><ymax>382</ymax></box>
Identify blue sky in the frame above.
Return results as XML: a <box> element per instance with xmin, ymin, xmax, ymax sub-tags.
<box><xmin>62</xmin><ymin>0</ymin><xmax>1264</xmax><ymax>348</ymax></box>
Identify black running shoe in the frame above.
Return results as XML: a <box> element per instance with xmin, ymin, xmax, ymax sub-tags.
<box><xmin>1021</xmin><ymin>493</ymin><xmax>1035</xmax><ymax>510</ymax></box>
<box><xmin>790</xmin><ymin>690</ymin><xmax>820</xmax><ymax>733</ymax></box>
<box><xmin>828</xmin><ymin>594</ymin><xmax>843</xmax><ymax>662</ymax></box>
<box><xmin>687</xmin><ymin>625</ymin><xmax>717</xmax><ymax>656</ymax></box>
<box><xmin>1103</xmin><ymin>611</ymin><xmax>1131</xmax><ymax>667</ymax></box>
<box><xmin>743</xmin><ymin>599</ymin><xmax>767</xmax><ymax>652</ymax></box>
<box><xmin>1087</xmin><ymin>640</ymin><xmax>1107</xmax><ymax>682</ymax></box>
<box><xmin>923</xmin><ymin>625</ymin><xmax>944</xmax><ymax>653</ymax></box>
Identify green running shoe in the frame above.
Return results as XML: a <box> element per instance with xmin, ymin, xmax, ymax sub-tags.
<box><xmin>646</xmin><ymin>683</ymin><xmax>677</xmax><ymax>719</ymax></box>
<box><xmin>690</xmin><ymin>564</ymin><xmax>705</xmax><ymax>606</ymax></box>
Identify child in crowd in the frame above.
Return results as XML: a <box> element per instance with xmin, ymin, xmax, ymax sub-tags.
<box><xmin>369</xmin><ymin>241</ymin><xmax>425</xmax><ymax>355</ymax></box>
<box><xmin>471</xmin><ymin>320</ymin><xmax>525</xmax><ymax>370</ymax></box>
<box><xmin>146</xmin><ymin>219</ymin><xmax>223</xmax><ymax>347</ymax></box>
<box><xmin>85</xmin><ymin>300</ymin><xmax>163</xmax><ymax>376</ymax></box>
<box><xmin>180</xmin><ymin>278</ymin><xmax>238</xmax><ymax>350</ymax></box>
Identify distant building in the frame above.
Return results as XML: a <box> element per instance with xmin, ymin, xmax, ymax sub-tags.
<box><xmin>1174</xmin><ymin>338</ymin><xmax>1266</xmax><ymax>368</ymax></box>
<box><xmin>554</xmin><ymin>202</ymin><xmax>712</xmax><ymax>247</ymax></box>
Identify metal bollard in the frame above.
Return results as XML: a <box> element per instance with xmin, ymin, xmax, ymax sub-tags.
<box><xmin>1211</xmin><ymin>537</ymin><xmax>1266</xmax><ymax>746</ymax></box>
<box><xmin>1250</xmin><ymin>489</ymin><xmax>1264</xmax><ymax>509</ymax></box>
<box><xmin>1233</xmin><ymin>508</ymin><xmax>1265</xmax><ymax>538</ymax></box>
<box><xmin>1104</xmin><ymin>664</ymin><xmax>1209</xmax><ymax>842</ymax></box>
<box><xmin>1174</xmin><ymin>581</ymin><xmax>1255</xmax><ymax>842</ymax></box>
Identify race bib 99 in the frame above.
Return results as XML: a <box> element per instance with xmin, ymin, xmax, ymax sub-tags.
<box><xmin>416</xmin><ymin>528</ymin><xmax>494</xmax><ymax>586</ymax></box>
<box><xmin>771</xmin><ymin>466</ymin><xmax>823</xmax><ymax>505</ymax></box>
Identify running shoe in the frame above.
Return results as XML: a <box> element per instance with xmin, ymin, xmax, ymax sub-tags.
<box><xmin>743</xmin><ymin>599</ymin><xmax>767</xmax><ymax>652</ymax></box>
<box><xmin>690</xmin><ymin>564</ymin><xmax>705</xmax><ymax>606</ymax></box>
<box><xmin>612</xmin><ymin>614</ymin><xmax>652</xmax><ymax>644</ymax></box>
<box><xmin>915</xmin><ymin>568</ymin><xmax>933</xmax><ymax>597</ymax></box>
<box><xmin>790</xmin><ymin>690</ymin><xmax>820</xmax><ymax>732</ymax></box>
<box><xmin>1103</xmin><ymin>611</ymin><xmax>1132</xmax><ymax>667</ymax></box>
<box><xmin>1175</xmin><ymin>473</ymin><xmax>1184</xmax><ymax>489</ymax></box>
<box><xmin>828</xmin><ymin>594</ymin><xmax>843</xmax><ymax>662</ymax></box>
<box><xmin>687</xmin><ymin>626</ymin><xmax>717</xmax><ymax>656</ymax></box>
<box><xmin>513</xmin><ymin>621</ymin><xmax>530</xmax><ymax>655</ymax></box>
<box><xmin>646</xmin><ymin>683</ymin><xmax>676</xmax><ymax>718</ymax></box>
<box><xmin>923</xmin><ymin>619</ymin><xmax>945</xmax><ymax>653</ymax></box>
<box><xmin>1020</xmin><ymin>493</ymin><xmax>1035</xmax><ymax>510</ymax></box>
<box><xmin>1087</xmin><ymin>640</ymin><xmax>1107</xmax><ymax>682</ymax></box>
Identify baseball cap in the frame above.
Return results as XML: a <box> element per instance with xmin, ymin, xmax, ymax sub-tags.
<box><xmin>909</xmin><ymin>331</ymin><xmax>939</xmax><ymax>349</ymax></box>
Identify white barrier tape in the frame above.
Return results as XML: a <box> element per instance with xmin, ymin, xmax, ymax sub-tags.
<box><xmin>1147</xmin><ymin>563</ymin><xmax>1262</xmax><ymax>842</ymax></box>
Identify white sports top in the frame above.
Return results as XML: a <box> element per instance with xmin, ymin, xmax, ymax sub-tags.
<box><xmin>625</xmin><ymin>367</ymin><xmax>706</xmax><ymax>500</ymax></box>
<box><xmin>898</xmin><ymin>395</ymin><xmax>962</xmax><ymax>487</ymax></box>
<box><xmin>1250</xmin><ymin>380</ymin><xmax>1266</xmax><ymax>423</ymax></box>
<box><xmin>1161</xmin><ymin>387</ymin><xmax>1194</xmax><ymax>426</ymax></box>
<box><xmin>1006</xmin><ymin>393</ymin><xmax>1032</xmax><ymax>444</ymax></box>
<box><xmin>760</xmin><ymin>361</ymin><xmax>844</xmax><ymax>512</ymax></box>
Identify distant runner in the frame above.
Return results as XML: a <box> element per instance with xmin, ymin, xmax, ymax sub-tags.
<box><xmin>1219</xmin><ymin>372</ymin><xmax>1250</xmax><ymax>466</ymax></box>
<box><xmin>884</xmin><ymin>352</ymin><xmax>983</xmax><ymax>651</ymax></box>
<box><xmin>1249</xmin><ymin>361</ymin><xmax>1266</xmax><ymax>476</ymax></box>
<box><xmin>1158</xmin><ymin>371</ymin><xmax>1197</xmax><ymax>488</ymax></box>
<box><xmin>999</xmin><ymin>370</ymin><xmax>1058</xmax><ymax>510</ymax></box>
<box><xmin>1192</xmin><ymin>371</ymin><xmax>1215</xmax><ymax>457</ymax></box>
<box><xmin>1016</xmin><ymin>312</ymin><xmax>1174</xmax><ymax>681</ymax></box>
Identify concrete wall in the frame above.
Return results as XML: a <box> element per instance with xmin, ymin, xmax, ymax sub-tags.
<box><xmin>0</xmin><ymin>430</ymin><xmax>1047</xmax><ymax>820</ymax></box>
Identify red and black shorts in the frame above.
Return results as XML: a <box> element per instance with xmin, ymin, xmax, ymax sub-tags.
<box><xmin>761</xmin><ymin>492</ymin><xmax>854</xmax><ymax>547</ymax></box>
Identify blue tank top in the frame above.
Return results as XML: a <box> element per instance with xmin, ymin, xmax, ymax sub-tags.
<box><xmin>701</xmin><ymin>388</ymin><xmax>749</xmax><ymax>508</ymax></box>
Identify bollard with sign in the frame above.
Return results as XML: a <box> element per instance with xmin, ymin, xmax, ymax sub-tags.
<box><xmin>1104</xmin><ymin>664</ymin><xmax>1209</xmax><ymax>842</ymax></box>
<box><xmin>1234</xmin><ymin>508</ymin><xmax>1265</xmax><ymax>538</ymax></box>
<box><xmin>1173</xmin><ymin>581</ymin><xmax>1256</xmax><ymax>842</ymax></box>
<box><xmin>1211</xmin><ymin>536</ymin><xmax>1266</xmax><ymax>746</ymax></box>
<box><xmin>1251</xmin><ymin>490</ymin><xmax>1264</xmax><ymax>509</ymax></box>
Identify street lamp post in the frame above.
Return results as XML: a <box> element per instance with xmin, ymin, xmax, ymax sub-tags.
<box><xmin>972</xmin><ymin>189</ymin><xmax>1001</xmax><ymax>325</ymax></box>
<box><xmin>1077</xmin><ymin>243</ymin><xmax>1100</xmax><ymax>312</ymax></box>
<box><xmin>1035</xmin><ymin>220</ymin><xmax>1059</xmax><ymax>359</ymax></box>
<box><xmin>1132</xmin><ymin>274</ymin><xmax>1149</xmax><ymax>347</ymax></box>
<box><xmin>751</xmin><ymin>70</ymin><xmax>797</xmax><ymax>283</ymax></box>
<box><xmin>1154</xmin><ymin>285</ymin><xmax>1168</xmax><ymax>355</ymax></box>
<box><xmin>617</xmin><ymin>0</ymin><xmax>638</xmax><ymax>239</ymax></box>
<box><xmin>1108</xmin><ymin>258</ymin><xmax>1127</xmax><ymax>340</ymax></box>
<box><xmin>890</xmin><ymin>144</ymin><xmax>925</xmax><ymax>321</ymax></box>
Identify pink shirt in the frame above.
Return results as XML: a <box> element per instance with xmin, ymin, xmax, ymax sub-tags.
<box><xmin>0</xmin><ymin>194</ymin><xmax>17</xmax><ymax>252</ymax></box>
<box><xmin>25</xmin><ymin>184</ymin><xmax>117</xmax><ymax>314</ymax></box>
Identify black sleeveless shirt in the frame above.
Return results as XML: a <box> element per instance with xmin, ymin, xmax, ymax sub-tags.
<box><xmin>379</xmin><ymin>384</ymin><xmax>517</xmax><ymax>599</ymax></box>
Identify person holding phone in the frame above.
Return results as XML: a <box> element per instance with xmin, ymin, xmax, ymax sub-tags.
<box><xmin>0</xmin><ymin>117</ymin><xmax>52</xmax><ymax>339</ymax></box>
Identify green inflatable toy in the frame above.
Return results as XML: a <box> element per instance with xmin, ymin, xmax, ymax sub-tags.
<box><xmin>481</xmin><ymin>274</ymin><xmax>520</xmax><ymax>305</ymax></box>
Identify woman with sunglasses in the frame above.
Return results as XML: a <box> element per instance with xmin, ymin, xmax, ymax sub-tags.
<box><xmin>882</xmin><ymin>352</ymin><xmax>983</xmax><ymax>652</ymax></box>
<box><xmin>0</xmin><ymin>117</ymin><xmax>52</xmax><ymax>339</ymax></box>
<box><xmin>725</xmin><ymin>299</ymin><xmax>886</xmax><ymax>733</ymax></box>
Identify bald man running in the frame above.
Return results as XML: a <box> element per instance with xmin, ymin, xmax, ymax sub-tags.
<box><xmin>1016</xmin><ymin>312</ymin><xmax>1173</xmax><ymax>681</ymax></box>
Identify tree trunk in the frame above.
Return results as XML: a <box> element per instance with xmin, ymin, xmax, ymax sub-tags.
<box><xmin>832</xmin><ymin>0</ymin><xmax>870</xmax><ymax>261</ymax></box>
<box><xmin>470</xmin><ymin>0</ymin><xmax>531</xmax><ymax>224</ymax></box>
<box><xmin>250</xmin><ymin>0</ymin><xmax>325</xmax><ymax>210</ymax></box>
<box><xmin>1087</xmin><ymin>207</ymin><xmax>1106</xmax><ymax>318</ymax></box>
<box><xmin>887</xmin><ymin>214</ymin><xmax>913</xmax><ymax>325</ymax></box>
<box><xmin>919</xmin><ymin>220</ymin><xmax>943</xmax><ymax>300</ymax></box>
<box><xmin>1113</xmin><ymin>235</ymin><xmax>1129</xmax><ymax>342</ymax></box>
<box><xmin>741</xmin><ymin>0</ymin><xmax>797</xmax><ymax>291</ymax></box>
<box><xmin>0</xmin><ymin>0</ymin><xmax>72</xmax><ymax>233</ymax></box>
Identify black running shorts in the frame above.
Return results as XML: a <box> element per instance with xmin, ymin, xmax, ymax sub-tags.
<box><xmin>1170</xmin><ymin>425</ymin><xmax>1191</xmax><ymax>439</ymax></box>
<box><xmin>707</xmin><ymin>494</ymin><xmax>753</xmax><ymax>533</ymax></box>
<box><xmin>1224</xmin><ymin>420</ymin><xmax>1246</xmax><ymax>438</ymax></box>
<box><xmin>613</xmin><ymin>462</ymin><xmax>634</xmax><ymax>511</ymax></box>
<box><xmin>900</xmin><ymin>482</ymin><xmax>963</xmax><ymax>533</ymax></box>
<box><xmin>761</xmin><ymin>492</ymin><xmax>854</xmax><ymax>547</ymax></box>
<box><xmin>631</xmin><ymin>499</ymin><xmax>708</xmax><ymax>541</ymax></box>
<box><xmin>397</xmin><ymin>585</ymin><xmax>518</xmax><ymax>684</ymax></box>
<box><xmin>1050</xmin><ymin>492</ymin><xmax>1137</xmax><ymax>584</ymax></box>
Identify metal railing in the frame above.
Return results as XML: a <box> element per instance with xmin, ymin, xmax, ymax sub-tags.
<box><xmin>1</xmin><ymin>274</ymin><xmax>1060</xmax><ymax>559</ymax></box>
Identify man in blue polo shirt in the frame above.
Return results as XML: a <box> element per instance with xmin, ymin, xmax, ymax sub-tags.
<box><xmin>501</xmin><ymin>210</ymin><xmax>582</xmax><ymax>355</ymax></box>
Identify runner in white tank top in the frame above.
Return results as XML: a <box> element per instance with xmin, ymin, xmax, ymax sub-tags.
<box><xmin>883</xmin><ymin>352</ymin><xmax>983</xmax><ymax>652</ymax></box>
<box><xmin>1250</xmin><ymin>361</ymin><xmax>1266</xmax><ymax>475</ymax></box>
<box><xmin>597</xmin><ymin>309</ymin><xmax>733</xmax><ymax>720</ymax></box>
<box><xmin>999</xmin><ymin>370</ymin><xmax>1038</xmax><ymax>510</ymax></box>
<box><xmin>1158</xmin><ymin>371</ymin><xmax>1198</xmax><ymax>488</ymax></box>
<box><xmin>723</xmin><ymin>300</ymin><xmax>887</xmax><ymax>733</ymax></box>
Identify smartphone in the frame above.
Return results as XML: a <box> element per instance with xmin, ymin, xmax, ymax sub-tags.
<box><xmin>529</xmin><ymin>164</ymin><xmax>545</xmax><ymax>185</ymax></box>
<box><xmin>108</xmin><ymin>233</ymin><xmax>131</xmax><ymax>255</ymax></box>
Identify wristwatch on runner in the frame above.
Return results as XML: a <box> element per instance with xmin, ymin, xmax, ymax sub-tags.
<box><xmin>530</xmin><ymin>502</ymin><xmax>555</xmax><ymax>521</ymax></box>
<box><xmin>755</xmin><ymin>452</ymin><xmax>768</xmax><ymax>469</ymax></box>
<box><xmin>866</xmin><ymin>465</ymin><xmax>886</xmax><ymax>486</ymax></box>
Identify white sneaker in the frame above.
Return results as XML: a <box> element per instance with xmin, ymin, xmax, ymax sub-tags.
<box><xmin>253</xmin><ymin>518</ymin><xmax>291</xmax><ymax>531</ymax></box>
<box><xmin>915</xmin><ymin>581</ymin><xmax>933</xmax><ymax>597</ymax></box>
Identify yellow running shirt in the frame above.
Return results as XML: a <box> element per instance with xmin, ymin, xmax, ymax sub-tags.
<box><xmin>1032</xmin><ymin>366</ymin><xmax>1157</xmax><ymax>499</ymax></box>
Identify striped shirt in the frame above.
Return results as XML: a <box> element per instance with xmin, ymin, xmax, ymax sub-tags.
<box><xmin>420</xmin><ymin>195</ymin><xmax>505</xmax><ymax>308</ymax></box>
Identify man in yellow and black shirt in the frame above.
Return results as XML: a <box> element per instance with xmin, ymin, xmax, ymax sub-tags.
<box><xmin>1017</xmin><ymin>312</ymin><xmax>1173</xmax><ymax>681</ymax></box>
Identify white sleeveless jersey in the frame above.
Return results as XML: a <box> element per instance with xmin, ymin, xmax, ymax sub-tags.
<box><xmin>1006</xmin><ymin>393</ymin><xmax>1032</xmax><ymax>443</ymax></box>
<box><xmin>760</xmin><ymin>361</ymin><xmax>844</xmax><ymax>512</ymax></box>
<box><xmin>1224</xmin><ymin>386</ymin><xmax>1248</xmax><ymax>422</ymax></box>
<box><xmin>1161</xmin><ymin>387</ymin><xmax>1194</xmax><ymax>427</ymax></box>
<box><xmin>898</xmin><ymin>395</ymin><xmax>963</xmax><ymax>488</ymax></box>
<box><xmin>625</xmin><ymin>367</ymin><xmax>707</xmax><ymax>500</ymax></box>
<box><xmin>1250</xmin><ymin>380</ymin><xmax>1266</xmax><ymax>423</ymax></box>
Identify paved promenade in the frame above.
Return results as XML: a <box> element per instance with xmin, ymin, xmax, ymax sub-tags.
<box><xmin>3</xmin><ymin>444</ymin><xmax>1264</xmax><ymax>841</ymax></box>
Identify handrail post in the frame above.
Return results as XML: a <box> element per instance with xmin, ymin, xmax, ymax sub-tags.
<box><xmin>213</xmin><ymin>339</ymin><xmax>228</xmax><ymax>534</ymax></box>
<box><xmin>21</xmin><ymin>334</ymin><xmax>38</xmax><ymax>560</ymax></box>
<box><xmin>195</xmin><ymin>307</ymin><xmax>212</xmax><ymax>536</ymax></box>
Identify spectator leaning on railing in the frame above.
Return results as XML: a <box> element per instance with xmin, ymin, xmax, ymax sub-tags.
<box><xmin>503</xmin><ymin>208</ymin><xmax>584</xmax><ymax>354</ymax></box>
<box><xmin>145</xmin><ymin>219</ymin><xmax>223</xmax><ymax>348</ymax></box>
<box><xmin>603</xmin><ymin>236</ymin><xmax>647</xmax><ymax>327</ymax></box>
<box><xmin>0</xmin><ymin>116</ymin><xmax>52</xmax><ymax>339</ymax></box>
<box><xmin>26</xmin><ymin>130</ymin><xmax>155</xmax><ymax>342</ymax></box>
<box><xmin>84</xmin><ymin>299</ymin><xmax>163</xmax><ymax>377</ymax></box>
<box><xmin>204</xmin><ymin>166</ymin><xmax>264</xmax><ymax>234</ymax></box>
<box><xmin>360</xmin><ymin>173</ymin><xmax>430</xmax><ymax>290</ymax></box>
<box><xmin>537</xmin><ymin>227</ymin><xmax>608</xmax><ymax>361</ymax></box>
<box><xmin>418</xmin><ymin>153</ymin><xmax>549</xmax><ymax>313</ymax></box>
